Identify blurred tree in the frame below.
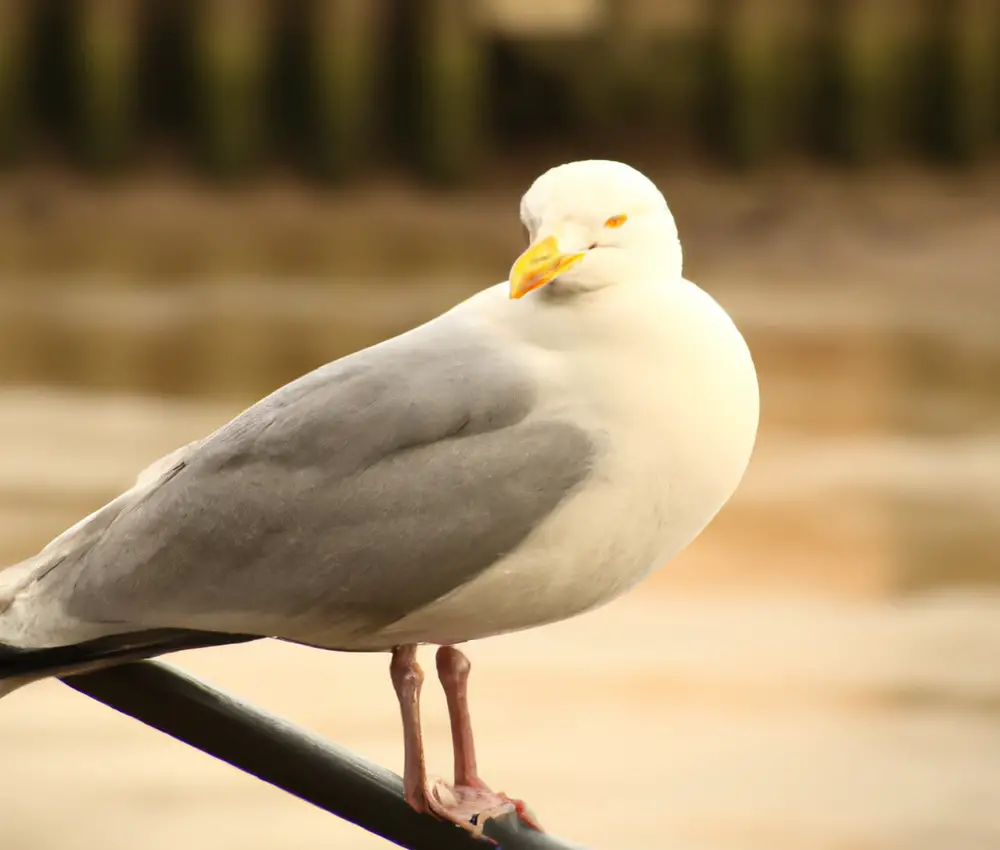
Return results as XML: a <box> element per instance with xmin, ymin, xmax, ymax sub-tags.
<box><xmin>0</xmin><ymin>0</ymin><xmax>30</xmax><ymax>164</ymax></box>
<box><xmin>191</xmin><ymin>0</ymin><xmax>270</xmax><ymax>179</ymax></box>
<box><xmin>815</xmin><ymin>0</ymin><xmax>925</xmax><ymax>162</ymax></box>
<box><xmin>614</xmin><ymin>0</ymin><xmax>708</xmax><ymax>148</ymax></box>
<box><xmin>409</xmin><ymin>0</ymin><xmax>485</xmax><ymax>184</ymax></box>
<box><xmin>923</xmin><ymin>0</ymin><xmax>999</xmax><ymax>161</ymax></box>
<box><xmin>707</xmin><ymin>0</ymin><xmax>817</xmax><ymax>165</ymax></box>
<box><xmin>305</xmin><ymin>0</ymin><xmax>387</xmax><ymax>181</ymax></box>
<box><xmin>74</xmin><ymin>0</ymin><xmax>140</xmax><ymax>171</ymax></box>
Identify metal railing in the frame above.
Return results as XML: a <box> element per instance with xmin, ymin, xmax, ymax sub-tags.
<box><xmin>63</xmin><ymin>659</ymin><xmax>587</xmax><ymax>850</ymax></box>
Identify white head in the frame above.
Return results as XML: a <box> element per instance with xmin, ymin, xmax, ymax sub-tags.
<box><xmin>508</xmin><ymin>160</ymin><xmax>683</xmax><ymax>300</ymax></box>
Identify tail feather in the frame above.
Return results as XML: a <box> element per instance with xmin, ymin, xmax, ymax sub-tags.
<box><xmin>0</xmin><ymin>629</ymin><xmax>258</xmax><ymax>698</ymax></box>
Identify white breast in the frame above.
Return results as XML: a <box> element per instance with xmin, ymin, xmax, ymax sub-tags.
<box><xmin>377</xmin><ymin>278</ymin><xmax>760</xmax><ymax>646</ymax></box>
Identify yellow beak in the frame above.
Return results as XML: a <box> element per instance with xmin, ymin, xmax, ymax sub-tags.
<box><xmin>508</xmin><ymin>235</ymin><xmax>586</xmax><ymax>300</ymax></box>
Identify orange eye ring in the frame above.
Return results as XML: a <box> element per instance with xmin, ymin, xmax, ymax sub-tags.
<box><xmin>604</xmin><ymin>214</ymin><xmax>627</xmax><ymax>229</ymax></box>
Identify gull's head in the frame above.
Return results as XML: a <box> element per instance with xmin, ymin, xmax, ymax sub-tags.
<box><xmin>509</xmin><ymin>159</ymin><xmax>682</xmax><ymax>300</ymax></box>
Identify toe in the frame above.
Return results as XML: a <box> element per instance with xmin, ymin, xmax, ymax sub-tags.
<box><xmin>423</xmin><ymin>784</ymin><xmax>517</xmax><ymax>836</ymax></box>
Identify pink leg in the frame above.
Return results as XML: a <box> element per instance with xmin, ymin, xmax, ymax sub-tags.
<box><xmin>436</xmin><ymin>646</ymin><xmax>544</xmax><ymax>832</ymax></box>
<box><xmin>436</xmin><ymin>645</ymin><xmax>481</xmax><ymax>787</ymax></box>
<box><xmin>389</xmin><ymin>645</ymin><xmax>430</xmax><ymax>813</ymax></box>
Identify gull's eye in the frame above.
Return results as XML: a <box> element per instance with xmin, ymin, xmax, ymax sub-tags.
<box><xmin>604</xmin><ymin>214</ymin><xmax>628</xmax><ymax>229</ymax></box>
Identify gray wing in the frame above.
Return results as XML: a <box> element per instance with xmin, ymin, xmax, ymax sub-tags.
<box><xmin>40</xmin><ymin>323</ymin><xmax>595</xmax><ymax>641</ymax></box>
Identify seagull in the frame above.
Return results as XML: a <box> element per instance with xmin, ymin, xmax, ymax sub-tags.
<box><xmin>0</xmin><ymin>160</ymin><xmax>759</xmax><ymax>835</ymax></box>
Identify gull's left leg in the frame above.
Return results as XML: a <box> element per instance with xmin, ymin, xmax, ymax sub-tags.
<box><xmin>389</xmin><ymin>644</ymin><xmax>433</xmax><ymax>812</ymax></box>
<box><xmin>434</xmin><ymin>645</ymin><xmax>544</xmax><ymax>833</ymax></box>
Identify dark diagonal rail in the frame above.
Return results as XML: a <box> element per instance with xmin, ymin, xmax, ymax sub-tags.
<box><xmin>62</xmin><ymin>661</ymin><xmax>584</xmax><ymax>850</ymax></box>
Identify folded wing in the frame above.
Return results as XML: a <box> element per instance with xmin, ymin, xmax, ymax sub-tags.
<box><xmin>2</xmin><ymin>321</ymin><xmax>595</xmax><ymax>650</ymax></box>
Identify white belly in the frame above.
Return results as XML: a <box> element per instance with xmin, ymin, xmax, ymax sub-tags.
<box><xmin>368</xmin><ymin>280</ymin><xmax>760</xmax><ymax>647</ymax></box>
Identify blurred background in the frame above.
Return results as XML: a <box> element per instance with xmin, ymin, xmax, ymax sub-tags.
<box><xmin>1</xmin><ymin>1</ymin><xmax>999</xmax><ymax>848</ymax></box>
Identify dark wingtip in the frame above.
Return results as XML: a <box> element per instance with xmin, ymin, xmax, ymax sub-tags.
<box><xmin>0</xmin><ymin>630</ymin><xmax>257</xmax><ymax>683</ymax></box>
